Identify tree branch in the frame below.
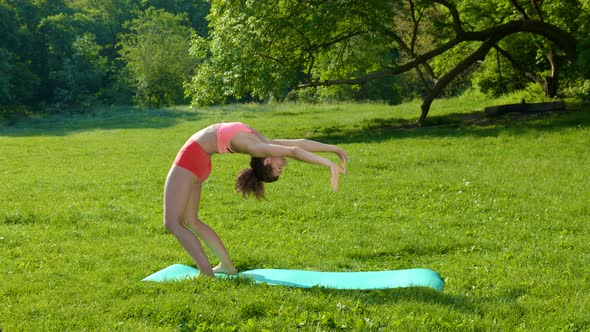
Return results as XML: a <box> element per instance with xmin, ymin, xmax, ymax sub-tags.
<box><xmin>309</xmin><ymin>30</ymin><xmax>367</xmax><ymax>51</ymax></box>
<box><xmin>493</xmin><ymin>44</ymin><xmax>542</xmax><ymax>84</ymax></box>
<box><xmin>419</xmin><ymin>39</ymin><xmax>496</xmax><ymax>122</ymax></box>
<box><xmin>376</xmin><ymin>23</ymin><xmax>437</xmax><ymax>81</ymax></box>
<box><xmin>433</xmin><ymin>0</ymin><xmax>464</xmax><ymax>34</ymax></box>
<box><xmin>471</xmin><ymin>20</ymin><xmax>576</xmax><ymax>60</ymax></box>
<box><xmin>509</xmin><ymin>0</ymin><xmax>531</xmax><ymax>20</ymax></box>
<box><xmin>531</xmin><ymin>0</ymin><xmax>544</xmax><ymax>22</ymax></box>
<box><xmin>297</xmin><ymin>70</ymin><xmax>393</xmax><ymax>87</ymax></box>
<box><xmin>296</xmin><ymin>20</ymin><xmax>576</xmax><ymax>92</ymax></box>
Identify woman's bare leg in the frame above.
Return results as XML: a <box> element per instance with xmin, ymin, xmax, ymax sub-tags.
<box><xmin>184</xmin><ymin>182</ymin><xmax>237</xmax><ymax>275</ymax></box>
<box><xmin>163</xmin><ymin>165</ymin><xmax>214</xmax><ymax>276</ymax></box>
<box><xmin>185</xmin><ymin>220</ymin><xmax>237</xmax><ymax>274</ymax></box>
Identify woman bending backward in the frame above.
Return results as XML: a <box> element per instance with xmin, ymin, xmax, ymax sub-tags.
<box><xmin>163</xmin><ymin>122</ymin><xmax>349</xmax><ymax>276</ymax></box>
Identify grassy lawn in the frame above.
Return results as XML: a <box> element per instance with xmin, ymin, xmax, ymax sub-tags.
<box><xmin>1</xmin><ymin>96</ymin><xmax>589</xmax><ymax>331</ymax></box>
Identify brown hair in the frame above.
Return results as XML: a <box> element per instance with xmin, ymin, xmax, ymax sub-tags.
<box><xmin>235</xmin><ymin>157</ymin><xmax>279</xmax><ymax>199</ymax></box>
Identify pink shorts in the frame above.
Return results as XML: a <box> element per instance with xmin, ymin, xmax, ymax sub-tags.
<box><xmin>173</xmin><ymin>139</ymin><xmax>212</xmax><ymax>182</ymax></box>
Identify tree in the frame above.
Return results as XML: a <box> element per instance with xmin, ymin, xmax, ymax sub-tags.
<box><xmin>0</xmin><ymin>48</ymin><xmax>15</xmax><ymax>105</ymax></box>
<box><xmin>118</xmin><ymin>7</ymin><xmax>196</xmax><ymax>107</ymax></box>
<box><xmin>459</xmin><ymin>0</ymin><xmax>585</xmax><ymax>99</ymax></box>
<box><xmin>186</xmin><ymin>0</ymin><xmax>382</xmax><ymax>105</ymax></box>
<box><xmin>48</xmin><ymin>33</ymin><xmax>109</xmax><ymax>106</ymax></box>
<box><xmin>0</xmin><ymin>1</ymin><xmax>41</xmax><ymax>107</ymax></box>
<box><xmin>135</xmin><ymin>0</ymin><xmax>210</xmax><ymax>36</ymax></box>
<box><xmin>187</xmin><ymin>0</ymin><xmax>583</xmax><ymax>123</ymax></box>
<box><xmin>1</xmin><ymin>0</ymin><xmax>210</xmax><ymax>113</ymax></box>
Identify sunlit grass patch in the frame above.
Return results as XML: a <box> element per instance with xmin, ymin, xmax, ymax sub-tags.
<box><xmin>1</xmin><ymin>99</ymin><xmax>589</xmax><ymax>330</ymax></box>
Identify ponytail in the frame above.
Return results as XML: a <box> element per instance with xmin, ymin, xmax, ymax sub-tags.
<box><xmin>236</xmin><ymin>168</ymin><xmax>265</xmax><ymax>199</ymax></box>
<box><xmin>235</xmin><ymin>157</ymin><xmax>279</xmax><ymax>199</ymax></box>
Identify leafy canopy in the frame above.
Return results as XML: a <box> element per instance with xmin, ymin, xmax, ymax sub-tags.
<box><xmin>186</xmin><ymin>0</ymin><xmax>395</xmax><ymax>105</ymax></box>
<box><xmin>118</xmin><ymin>7</ymin><xmax>196</xmax><ymax>107</ymax></box>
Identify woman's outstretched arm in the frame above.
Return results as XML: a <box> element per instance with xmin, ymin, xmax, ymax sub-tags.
<box><xmin>269</xmin><ymin>138</ymin><xmax>341</xmax><ymax>152</ymax></box>
<box><xmin>269</xmin><ymin>139</ymin><xmax>349</xmax><ymax>173</ymax></box>
<box><xmin>231</xmin><ymin>134</ymin><xmax>349</xmax><ymax>191</ymax></box>
<box><xmin>243</xmin><ymin>142</ymin><xmax>348</xmax><ymax>191</ymax></box>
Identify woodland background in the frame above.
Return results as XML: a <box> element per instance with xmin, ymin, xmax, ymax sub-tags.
<box><xmin>1</xmin><ymin>0</ymin><xmax>589</xmax><ymax>122</ymax></box>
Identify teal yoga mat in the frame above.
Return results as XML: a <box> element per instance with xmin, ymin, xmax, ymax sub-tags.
<box><xmin>142</xmin><ymin>264</ymin><xmax>444</xmax><ymax>291</ymax></box>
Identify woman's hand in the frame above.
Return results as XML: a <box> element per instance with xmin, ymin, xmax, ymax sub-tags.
<box><xmin>329</xmin><ymin>162</ymin><xmax>345</xmax><ymax>192</ymax></box>
<box><xmin>329</xmin><ymin>148</ymin><xmax>348</xmax><ymax>191</ymax></box>
<box><xmin>335</xmin><ymin>148</ymin><xmax>349</xmax><ymax>174</ymax></box>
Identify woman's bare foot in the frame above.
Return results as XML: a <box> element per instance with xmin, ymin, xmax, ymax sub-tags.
<box><xmin>212</xmin><ymin>263</ymin><xmax>238</xmax><ymax>275</ymax></box>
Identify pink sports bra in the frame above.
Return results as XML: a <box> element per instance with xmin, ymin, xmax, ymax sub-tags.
<box><xmin>216</xmin><ymin>122</ymin><xmax>256</xmax><ymax>154</ymax></box>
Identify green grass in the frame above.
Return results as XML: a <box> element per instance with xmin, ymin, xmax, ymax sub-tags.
<box><xmin>1</xmin><ymin>96</ymin><xmax>589</xmax><ymax>331</ymax></box>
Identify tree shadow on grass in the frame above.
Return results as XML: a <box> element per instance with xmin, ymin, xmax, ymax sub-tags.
<box><xmin>3</xmin><ymin>103</ymin><xmax>587</xmax><ymax>140</ymax></box>
<box><xmin>306</xmin><ymin>284</ymin><xmax>528</xmax><ymax>319</ymax></box>
<box><xmin>0</xmin><ymin>103</ymin><xmax>287</xmax><ymax>137</ymax></box>
<box><xmin>235</xmin><ymin>256</ymin><xmax>531</xmax><ymax>316</ymax></box>
<box><xmin>227</xmin><ymin>269</ymin><xmax>528</xmax><ymax>319</ymax></box>
<box><xmin>0</xmin><ymin>106</ymin><xmax>203</xmax><ymax>137</ymax></box>
<box><xmin>311</xmin><ymin>286</ymin><xmax>469</xmax><ymax>308</ymax></box>
<box><xmin>308</xmin><ymin>106</ymin><xmax>590</xmax><ymax>144</ymax></box>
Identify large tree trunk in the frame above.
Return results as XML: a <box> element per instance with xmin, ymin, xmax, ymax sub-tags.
<box><xmin>543</xmin><ymin>76</ymin><xmax>558</xmax><ymax>98</ymax></box>
<box><xmin>419</xmin><ymin>39</ymin><xmax>496</xmax><ymax>123</ymax></box>
<box><xmin>543</xmin><ymin>49</ymin><xmax>559</xmax><ymax>97</ymax></box>
<box><xmin>496</xmin><ymin>45</ymin><xmax>561</xmax><ymax>98</ymax></box>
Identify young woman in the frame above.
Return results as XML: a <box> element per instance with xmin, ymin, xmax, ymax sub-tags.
<box><xmin>163</xmin><ymin>122</ymin><xmax>349</xmax><ymax>276</ymax></box>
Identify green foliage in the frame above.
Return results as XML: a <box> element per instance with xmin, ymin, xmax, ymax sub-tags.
<box><xmin>1</xmin><ymin>99</ymin><xmax>589</xmax><ymax>330</ymax></box>
<box><xmin>0</xmin><ymin>0</ymin><xmax>210</xmax><ymax>114</ymax></box>
<box><xmin>185</xmin><ymin>0</ymin><xmax>400</xmax><ymax>106</ymax></box>
<box><xmin>186</xmin><ymin>0</ymin><xmax>590</xmax><ymax>112</ymax></box>
<box><xmin>471</xmin><ymin>49</ymin><xmax>528</xmax><ymax>97</ymax></box>
<box><xmin>430</xmin><ymin>42</ymin><xmax>476</xmax><ymax>78</ymax></box>
<box><xmin>0</xmin><ymin>48</ymin><xmax>14</xmax><ymax>104</ymax></box>
<box><xmin>560</xmin><ymin>36</ymin><xmax>590</xmax><ymax>101</ymax></box>
<box><xmin>357</xmin><ymin>76</ymin><xmax>404</xmax><ymax>105</ymax></box>
<box><xmin>0</xmin><ymin>3</ymin><xmax>40</xmax><ymax>108</ymax></box>
<box><xmin>458</xmin><ymin>0</ymin><xmax>589</xmax><ymax>99</ymax></box>
<box><xmin>48</xmin><ymin>33</ymin><xmax>109</xmax><ymax>108</ymax></box>
<box><xmin>576</xmin><ymin>37</ymin><xmax>590</xmax><ymax>77</ymax></box>
<box><xmin>2</xmin><ymin>0</ymin><xmax>590</xmax><ymax>117</ymax></box>
<box><xmin>429</xmin><ymin>41</ymin><xmax>480</xmax><ymax>97</ymax></box>
<box><xmin>137</xmin><ymin>0</ymin><xmax>211</xmax><ymax>36</ymax></box>
<box><xmin>118</xmin><ymin>7</ymin><xmax>196</xmax><ymax>107</ymax></box>
<box><xmin>186</xmin><ymin>1</ymin><xmax>302</xmax><ymax>105</ymax></box>
<box><xmin>285</xmin><ymin>76</ymin><xmax>404</xmax><ymax>105</ymax></box>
